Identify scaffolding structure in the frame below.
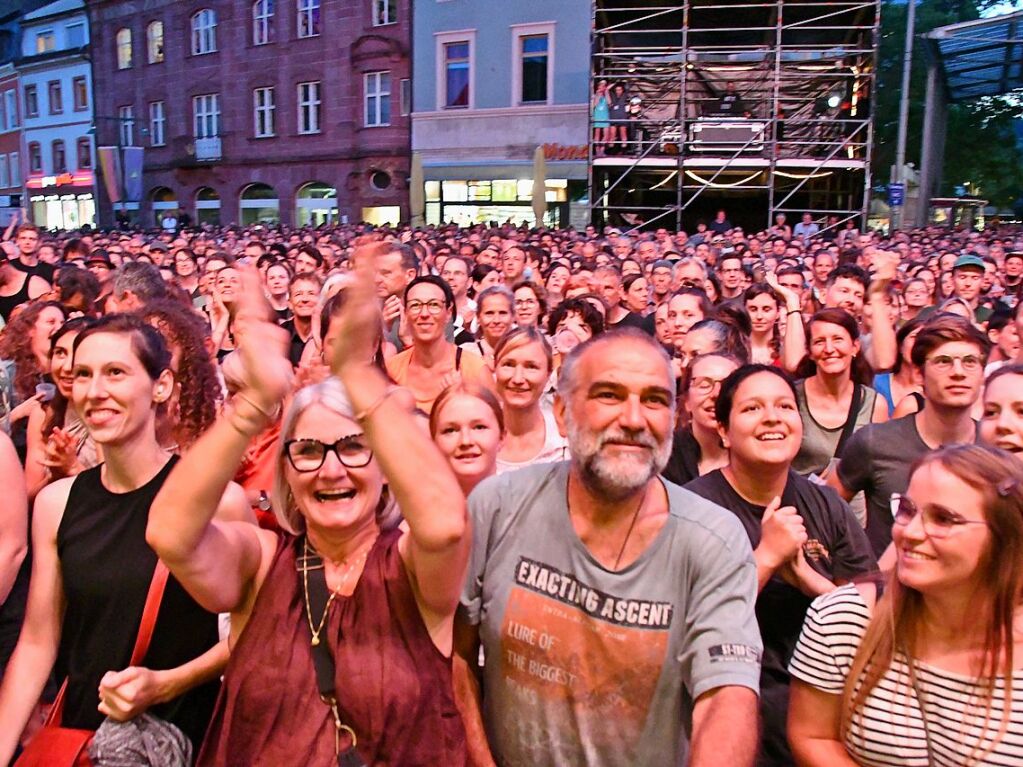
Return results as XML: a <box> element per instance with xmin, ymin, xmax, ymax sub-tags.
<box><xmin>589</xmin><ymin>0</ymin><xmax>881</xmax><ymax>233</ymax></box>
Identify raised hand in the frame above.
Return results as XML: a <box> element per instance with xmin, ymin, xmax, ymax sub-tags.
<box><xmin>757</xmin><ymin>496</ymin><xmax>807</xmax><ymax>570</ymax></box>
<box><xmin>326</xmin><ymin>239</ymin><xmax>389</xmax><ymax>377</ymax></box>
<box><xmin>232</xmin><ymin>266</ymin><xmax>293</xmax><ymax>413</ymax></box>
<box><xmin>40</xmin><ymin>427</ymin><xmax>83</xmax><ymax>478</ymax></box>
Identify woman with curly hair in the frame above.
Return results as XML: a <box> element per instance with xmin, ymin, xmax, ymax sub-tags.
<box><xmin>138</xmin><ymin>299</ymin><xmax>223</xmax><ymax>450</ymax></box>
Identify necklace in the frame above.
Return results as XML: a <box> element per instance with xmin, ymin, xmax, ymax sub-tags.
<box><xmin>301</xmin><ymin>538</ymin><xmax>371</xmax><ymax>647</ymax></box>
<box><xmin>567</xmin><ymin>476</ymin><xmax>650</xmax><ymax>571</ymax></box>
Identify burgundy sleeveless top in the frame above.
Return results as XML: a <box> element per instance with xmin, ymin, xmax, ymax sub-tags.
<box><xmin>197</xmin><ymin>528</ymin><xmax>467</xmax><ymax>766</ymax></box>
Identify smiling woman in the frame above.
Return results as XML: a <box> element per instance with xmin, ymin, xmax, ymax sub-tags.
<box><xmin>146</xmin><ymin>245</ymin><xmax>473</xmax><ymax>765</ymax></box>
<box><xmin>685</xmin><ymin>364</ymin><xmax>875</xmax><ymax>766</ymax></box>
<box><xmin>0</xmin><ymin>314</ymin><xmax>237</xmax><ymax>765</ymax></box>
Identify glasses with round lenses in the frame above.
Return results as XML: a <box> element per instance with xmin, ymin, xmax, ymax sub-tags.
<box><xmin>925</xmin><ymin>354</ymin><xmax>982</xmax><ymax>372</ymax></box>
<box><xmin>284</xmin><ymin>436</ymin><xmax>373</xmax><ymax>472</ymax></box>
<box><xmin>890</xmin><ymin>493</ymin><xmax>988</xmax><ymax>539</ymax></box>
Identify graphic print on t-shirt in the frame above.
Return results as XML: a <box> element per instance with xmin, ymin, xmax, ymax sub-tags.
<box><xmin>498</xmin><ymin>557</ymin><xmax>673</xmax><ymax>763</ymax></box>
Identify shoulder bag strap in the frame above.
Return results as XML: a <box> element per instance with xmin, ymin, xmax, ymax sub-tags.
<box><xmin>835</xmin><ymin>383</ymin><xmax>864</xmax><ymax>456</ymax></box>
<box><xmin>47</xmin><ymin>561</ymin><xmax>168</xmax><ymax>727</ymax></box>
<box><xmin>455</xmin><ymin>346</ymin><xmax>463</xmax><ymax>372</ymax></box>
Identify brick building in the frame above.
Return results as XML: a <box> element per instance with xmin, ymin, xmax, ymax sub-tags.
<box><xmin>86</xmin><ymin>0</ymin><xmax>411</xmax><ymax>228</ymax></box>
<box><xmin>0</xmin><ymin>63</ymin><xmax>22</xmax><ymax>224</ymax></box>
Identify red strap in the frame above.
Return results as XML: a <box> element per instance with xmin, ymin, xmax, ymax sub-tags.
<box><xmin>47</xmin><ymin>561</ymin><xmax>169</xmax><ymax>726</ymax></box>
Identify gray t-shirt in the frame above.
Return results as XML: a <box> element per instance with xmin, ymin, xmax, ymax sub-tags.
<box><xmin>462</xmin><ymin>462</ymin><xmax>762</xmax><ymax>767</ymax></box>
<box><xmin>836</xmin><ymin>414</ymin><xmax>930</xmax><ymax>556</ymax></box>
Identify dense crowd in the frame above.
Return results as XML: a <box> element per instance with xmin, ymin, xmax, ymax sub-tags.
<box><xmin>0</xmin><ymin>211</ymin><xmax>1022</xmax><ymax>766</ymax></box>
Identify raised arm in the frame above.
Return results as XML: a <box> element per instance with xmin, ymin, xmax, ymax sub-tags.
<box><xmin>864</xmin><ymin>250</ymin><xmax>898</xmax><ymax>372</ymax></box>
<box><xmin>767</xmin><ymin>271</ymin><xmax>807</xmax><ymax>373</ymax></box>
<box><xmin>331</xmin><ymin>240</ymin><xmax>470</xmax><ymax>621</ymax></box>
<box><xmin>148</xmin><ymin>268</ymin><xmax>291</xmax><ymax>614</ymax></box>
<box><xmin>0</xmin><ymin>477</ymin><xmax>72</xmax><ymax>765</ymax></box>
<box><xmin>0</xmin><ymin>431</ymin><xmax>27</xmax><ymax>606</ymax></box>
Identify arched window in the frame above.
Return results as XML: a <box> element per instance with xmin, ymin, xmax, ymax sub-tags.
<box><xmin>116</xmin><ymin>28</ymin><xmax>132</xmax><ymax>69</ymax></box>
<box><xmin>195</xmin><ymin>186</ymin><xmax>221</xmax><ymax>225</ymax></box>
<box><xmin>191</xmin><ymin>9</ymin><xmax>217</xmax><ymax>55</ymax></box>
<box><xmin>295</xmin><ymin>181</ymin><xmax>337</xmax><ymax>226</ymax></box>
<box><xmin>76</xmin><ymin>137</ymin><xmax>91</xmax><ymax>169</ymax></box>
<box><xmin>240</xmin><ymin>182</ymin><xmax>279</xmax><ymax>225</ymax></box>
<box><xmin>151</xmin><ymin>187</ymin><xmax>178</xmax><ymax>226</ymax></box>
<box><xmin>146</xmin><ymin>21</ymin><xmax>164</xmax><ymax>63</ymax></box>
<box><xmin>253</xmin><ymin>0</ymin><xmax>274</xmax><ymax>46</ymax></box>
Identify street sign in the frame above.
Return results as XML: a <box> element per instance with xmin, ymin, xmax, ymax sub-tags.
<box><xmin>888</xmin><ymin>183</ymin><xmax>905</xmax><ymax>207</ymax></box>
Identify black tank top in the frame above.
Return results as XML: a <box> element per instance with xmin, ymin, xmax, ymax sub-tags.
<box><xmin>0</xmin><ymin>273</ymin><xmax>31</xmax><ymax>323</ymax></box>
<box><xmin>55</xmin><ymin>456</ymin><xmax>220</xmax><ymax>747</ymax></box>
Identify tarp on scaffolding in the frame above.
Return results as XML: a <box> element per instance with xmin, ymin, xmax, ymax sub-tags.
<box><xmin>924</xmin><ymin>10</ymin><xmax>1023</xmax><ymax>102</ymax></box>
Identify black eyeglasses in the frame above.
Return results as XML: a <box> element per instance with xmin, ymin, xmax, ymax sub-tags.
<box><xmin>284</xmin><ymin>436</ymin><xmax>373</xmax><ymax>472</ymax></box>
<box><xmin>890</xmin><ymin>493</ymin><xmax>988</xmax><ymax>539</ymax></box>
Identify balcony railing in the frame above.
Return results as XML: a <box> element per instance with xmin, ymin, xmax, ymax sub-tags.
<box><xmin>194</xmin><ymin>136</ymin><xmax>221</xmax><ymax>161</ymax></box>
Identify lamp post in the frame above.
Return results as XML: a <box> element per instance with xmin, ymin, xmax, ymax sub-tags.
<box><xmin>893</xmin><ymin>0</ymin><xmax>916</xmax><ymax>231</ymax></box>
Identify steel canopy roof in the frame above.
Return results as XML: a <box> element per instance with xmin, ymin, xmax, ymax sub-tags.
<box><xmin>925</xmin><ymin>10</ymin><xmax>1023</xmax><ymax>102</ymax></box>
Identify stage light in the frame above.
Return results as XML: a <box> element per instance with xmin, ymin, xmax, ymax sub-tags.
<box><xmin>827</xmin><ymin>94</ymin><xmax>841</xmax><ymax>109</ymax></box>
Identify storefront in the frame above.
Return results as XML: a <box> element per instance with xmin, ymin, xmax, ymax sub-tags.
<box><xmin>422</xmin><ymin>147</ymin><xmax>588</xmax><ymax>228</ymax></box>
<box><xmin>27</xmin><ymin>172</ymin><xmax>96</xmax><ymax>230</ymax></box>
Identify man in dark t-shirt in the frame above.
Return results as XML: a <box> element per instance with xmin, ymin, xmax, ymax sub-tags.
<box><xmin>686</xmin><ymin>468</ymin><xmax>874</xmax><ymax>767</ymax></box>
<box><xmin>830</xmin><ymin>314</ymin><xmax>987</xmax><ymax>556</ymax></box>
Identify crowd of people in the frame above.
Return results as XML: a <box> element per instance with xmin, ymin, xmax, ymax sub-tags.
<box><xmin>0</xmin><ymin>211</ymin><xmax>1021</xmax><ymax>766</ymax></box>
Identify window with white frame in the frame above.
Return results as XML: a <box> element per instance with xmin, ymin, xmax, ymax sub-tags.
<box><xmin>24</xmin><ymin>85</ymin><xmax>38</xmax><ymax>118</ymax></box>
<box><xmin>373</xmin><ymin>0</ymin><xmax>396</xmax><ymax>26</ymax></box>
<box><xmin>116</xmin><ymin>28</ymin><xmax>132</xmax><ymax>69</ymax></box>
<box><xmin>364</xmin><ymin>71</ymin><xmax>390</xmax><ymax>127</ymax></box>
<box><xmin>149</xmin><ymin>101</ymin><xmax>166</xmax><ymax>146</ymax></box>
<box><xmin>147</xmin><ymin>21</ymin><xmax>164</xmax><ymax>63</ymax></box>
<box><xmin>10</xmin><ymin>152</ymin><xmax>20</xmax><ymax>186</ymax></box>
<box><xmin>47</xmin><ymin>80</ymin><xmax>62</xmax><ymax>115</ymax></box>
<box><xmin>36</xmin><ymin>31</ymin><xmax>55</xmax><ymax>53</ymax></box>
<box><xmin>191</xmin><ymin>9</ymin><xmax>217</xmax><ymax>55</ymax></box>
<box><xmin>118</xmin><ymin>105</ymin><xmax>135</xmax><ymax>145</ymax></box>
<box><xmin>28</xmin><ymin>143</ymin><xmax>41</xmax><ymax>173</ymax></box>
<box><xmin>66</xmin><ymin>23</ymin><xmax>86</xmax><ymax>48</ymax></box>
<box><xmin>193</xmin><ymin>93</ymin><xmax>220</xmax><ymax>139</ymax></box>
<box><xmin>253</xmin><ymin>0</ymin><xmax>274</xmax><ymax>45</ymax></box>
<box><xmin>297</xmin><ymin>0</ymin><xmax>320</xmax><ymax>38</ymax></box>
<box><xmin>512</xmin><ymin>23</ymin><xmax>554</xmax><ymax>106</ymax></box>
<box><xmin>0</xmin><ymin>155</ymin><xmax>9</xmax><ymax>188</ymax></box>
<box><xmin>297</xmin><ymin>81</ymin><xmax>320</xmax><ymax>134</ymax></box>
<box><xmin>73</xmin><ymin>76</ymin><xmax>88</xmax><ymax>110</ymax></box>
<box><xmin>254</xmin><ymin>87</ymin><xmax>275</xmax><ymax>137</ymax></box>
<box><xmin>437</xmin><ymin>32</ymin><xmax>474</xmax><ymax>109</ymax></box>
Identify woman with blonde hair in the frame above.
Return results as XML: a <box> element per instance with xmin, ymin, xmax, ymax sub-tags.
<box><xmin>430</xmin><ymin>382</ymin><xmax>504</xmax><ymax>497</ymax></box>
<box><xmin>789</xmin><ymin>444</ymin><xmax>1023</xmax><ymax>766</ymax></box>
<box><xmin>492</xmin><ymin>326</ymin><xmax>566</xmax><ymax>473</ymax></box>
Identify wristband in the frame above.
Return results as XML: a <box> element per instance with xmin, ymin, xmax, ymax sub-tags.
<box><xmin>354</xmin><ymin>387</ymin><xmax>399</xmax><ymax>423</ymax></box>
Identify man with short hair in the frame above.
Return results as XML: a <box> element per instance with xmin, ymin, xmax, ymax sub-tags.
<box><xmin>501</xmin><ymin>246</ymin><xmax>526</xmax><ymax>288</ymax></box>
<box><xmin>11</xmin><ymin>223</ymin><xmax>55</xmax><ymax>283</ymax></box>
<box><xmin>673</xmin><ymin>257</ymin><xmax>707</xmax><ymax>291</ymax></box>
<box><xmin>717</xmin><ymin>254</ymin><xmax>745</xmax><ymax>300</ymax></box>
<box><xmin>648</xmin><ymin>259</ymin><xmax>674</xmax><ymax>308</ymax></box>
<box><xmin>823</xmin><ymin>263</ymin><xmax>868</xmax><ymax>319</ymax></box>
<box><xmin>281</xmin><ymin>273</ymin><xmax>322</xmax><ymax>367</ymax></box>
<box><xmin>792</xmin><ymin>213</ymin><xmax>819</xmax><ymax>242</ymax></box>
<box><xmin>0</xmin><ymin>252</ymin><xmax>49</xmax><ymax>322</ymax></box>
<box><xmin>373</xmin><ymin>242</ymin><xmax>419</xmax><ymax>351</ymax></box>
<box><xmin>829</xmin><ymin>314</ymin><xmax>988</xmax><ymax>555</ymax></box>
<box><xmin>441</xmin><ymin>255</ymin><xmax>475</xmax><ymax>338</ymax></box>
<box><xmin>107</xmin><ymin>262</ymin><xmax>168</xmax><ymax>312</ymax></box>
<box><xmin>458</xmin><ymin>329</ymin><xmax>761</xmax><ymax>766</ymax></box>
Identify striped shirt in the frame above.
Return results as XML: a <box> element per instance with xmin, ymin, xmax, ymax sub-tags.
<box><xmin>789</xmin><ymin>584</ymin><xmax>1023</xmax><ymax>766</ymax></box>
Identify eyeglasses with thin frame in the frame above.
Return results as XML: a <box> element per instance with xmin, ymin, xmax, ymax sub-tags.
<box><xmin>405</xmin><ymin>300</ymin><xmax>446</xmax><ymax>316</ymax></box>
<box><xmin>284</xmin><ymin>436</ymin><xmax>373</xmax><ymax>472</ymax></box>
<box><xmin>925</xmin><ymin>354</ymin><xmax>983</xmax><ymax>372</ymax></box>
<box><xmin>689</xmin><ymin>376</ymin><xmax>727</xmax><ymax>396</ymax></box>
<box><xmin>890</xmin><ymin>493</ymin><xmax>988</xmax><ymax>539</ymax></box>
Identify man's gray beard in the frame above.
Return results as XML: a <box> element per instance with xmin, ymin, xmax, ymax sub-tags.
<box><xmin>565</xmin><ymin>415</ymin><xmax>671</xmax><ymax>502</ymax></box>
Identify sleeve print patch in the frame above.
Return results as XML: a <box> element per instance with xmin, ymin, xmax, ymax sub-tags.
<box><xmin>514</xmin><ymin>557</ymin><xmax>673</xmax><ymax>629</ymax></box>
<box><xmin>708</xmin><ymin>644</ymin><xmax>762</xmax><ymax>664</ymax></box>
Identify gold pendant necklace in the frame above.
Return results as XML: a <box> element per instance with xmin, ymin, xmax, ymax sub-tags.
<box><xmin>301</xmin><ymin>538</ymin><xmax>371</xmax><ymax>647</ymax></box>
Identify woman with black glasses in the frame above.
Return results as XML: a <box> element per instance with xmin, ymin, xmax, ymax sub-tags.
<box><xmin>148</xmin><ymin>245</ymin><xmax>471</xmax><ymax>765</ymax></box>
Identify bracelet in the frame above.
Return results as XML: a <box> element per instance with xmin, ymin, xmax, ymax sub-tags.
<box><xmin>225</xmin><ymin>406</ymin><xmax>264</xmax><ymax>439</ymax></box>
<box><xmin>354</xmin><ymin>387</ymin><xmax>399</xmax><ymax>423</ymax></box>
<box><xmin>234</xmin><ymin>391</ymin><xmax>280</xmax><ymax>422</ymax></box>
<box><xmin>787</xmin><ymin>308</ymin><xmax>802</xmax><ymax>315</ymax></box>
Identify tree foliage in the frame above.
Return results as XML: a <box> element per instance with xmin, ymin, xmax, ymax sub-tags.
<box><xmin>873</xmin><ymin>0</ymin><xmax>1023</xmax><ymax>208</ymax></box>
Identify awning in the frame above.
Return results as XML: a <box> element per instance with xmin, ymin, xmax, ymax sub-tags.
<box><xmin>924</xmin><ymin>10</ymin><xmax>1023</xmax><ymax>102</ymax></box>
